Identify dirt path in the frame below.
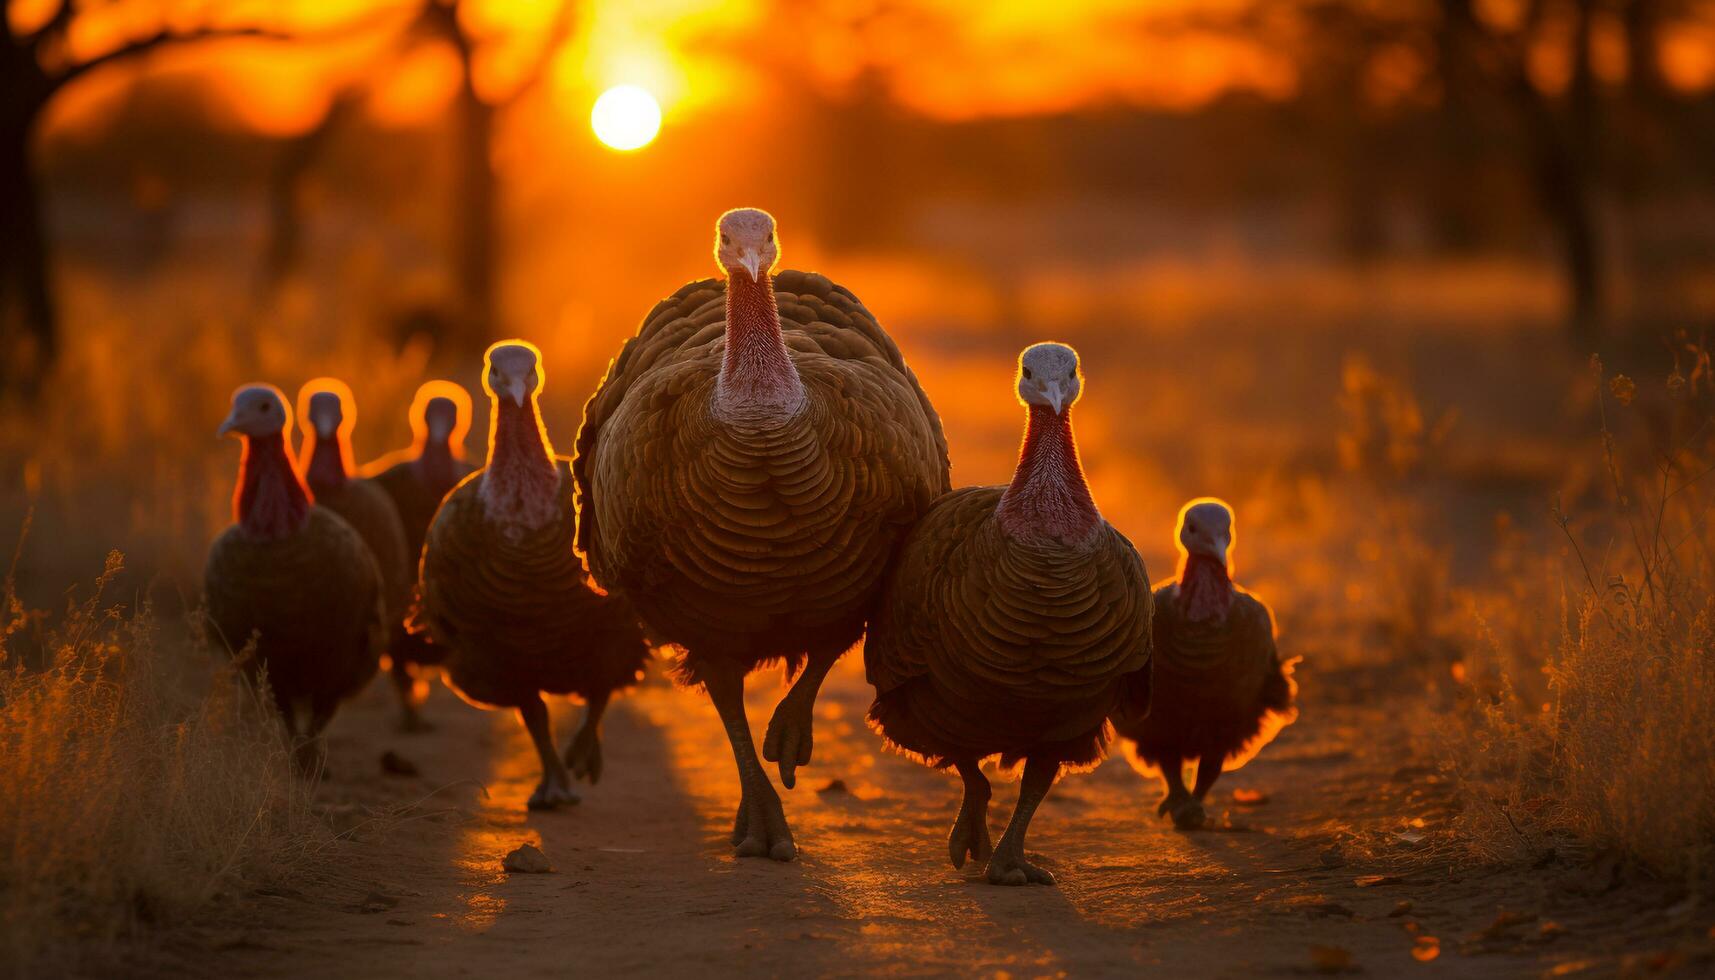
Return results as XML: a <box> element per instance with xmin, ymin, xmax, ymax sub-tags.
<box><xmin>147</xmin><ymin>654</ymin><xmax>1713</xmax><ymax>979</ymax></box>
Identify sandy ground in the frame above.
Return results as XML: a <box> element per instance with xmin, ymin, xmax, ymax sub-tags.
<box><xmin>140</xmin><ymin>651</ymin><xmax>1715</xmax><ymax>979</ymax></box>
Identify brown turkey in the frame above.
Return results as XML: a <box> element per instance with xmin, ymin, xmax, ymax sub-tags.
<box><xmin>363</xmin><ymin>381</ymin><xmax>478</xmax><ymax>731</ymax></box>
<box><xmin>204</xmin><ymin>383</ymin><xmax>385</xmax><ymax>772</ymax></box>
<box><xmin>413</xmin><ymin>342</ymin><xmax>650</xmax><ymax>809</ymax></box>
<box><xmin>295</xmin><ymin>380</ymin><xmax>414</xmax><ymax>721</ymax></box>
<box><xmin>1113</xmin><ymin>498</ymin><xmax>1296</xmax><ymax>829</ymax></box>
<box><xmin>865</xmin><ymin>343</ymin><xmax>1152</xmax><ymax>886</ymax></box>
<box><xmin>574</xmin><ymin>208</ymin><xmax>950</xmax><ymax>860</ymax></box>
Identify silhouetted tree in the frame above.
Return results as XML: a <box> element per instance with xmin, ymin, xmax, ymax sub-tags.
<box><xmin>0</xmin><ymin>2</ymin><xmax>283</xmax><ymax>394</ymax></box>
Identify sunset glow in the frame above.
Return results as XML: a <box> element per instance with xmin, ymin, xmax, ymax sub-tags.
<box><xmin>590</xmin><ymin>84</ymin><xmax>661</xmax><ymax>151</ymax></box>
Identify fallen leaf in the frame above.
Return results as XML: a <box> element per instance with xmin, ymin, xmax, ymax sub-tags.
<box><xmin>1393</xmin><ymin>830</ymin><xmax>1425</xmax><ymax>845</ymax></box>
<box><xmin>1479</xmin><ymin>910</ymin><xmax>1537</xmax><ymax>941</ymax></box>
<box><xmin>1411</xmin><ymin>937</ymin><xmax>1440</xmax><ymax>962</ymax></box>
<box><xmin>502</xmin><ymin>843</ymin><xmax>552</xmax><ymax>874</ymax></box>
<box><xmin>1309</xmin><ymin>945</ymin><xmax>1352</xmax><ymax>974</ymax></box>
<box><xmin>1232</xmin><ymin>788</ymin><xmax>1269</xmax><ymax>805</ymax></box>
<box><xmin>1389</xmin><ymin>900</ymin><xmax>1414</xmax><ymax>918</ymax></box>
<box><xmin>1355</xmin><ymin>874</ymin><xmax>1404</xmax><ymax>887</ymax></box>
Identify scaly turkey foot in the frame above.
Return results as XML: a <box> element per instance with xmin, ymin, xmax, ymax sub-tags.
<box><xmin>762</xmin><ymin>696</ymin><xmax>816</xmax><ymax>790</ymax></box>
<box><xmin>1158</xmin><ymin>789</ymin><xmax>1191</xmax><ymax>818</ymax></box>
<box><xmin>1170</xmin><ymin>797</ymin><xmax>1207</xmax><ymax>830</ymax></box>
<box><xmin>527</xmin><ymin>771</ymin><xmax>581</xmax><ymax>810</ymax></box>
<box><xmin>564</xmin><ymin>724</ymin><xmax>603</xmax><ymax>784</ymax></box>
<box><xmin>985</xmin><ymin>849</ymin><xmax>1056</xmax><ymax>886</ymax></box>
<box><xmin>949</xmin><ymin>793</ymin><xmax>993</xmax><ymax>869</ymax></box>
<box><xmin>731</xmin><ymin>785</ymin><xmax>796</xmax><ymax>861</ymax></box>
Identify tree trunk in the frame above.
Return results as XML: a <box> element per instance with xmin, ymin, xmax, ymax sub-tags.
<box><xmin>450</xmin><ymin>70</ymin><xmax>496</xmax><ymax>356</ymax></box>
<box><xmin>0</xmin><ymin>105</ymin><xmax>56</xmax><ymax>396</ymax></box>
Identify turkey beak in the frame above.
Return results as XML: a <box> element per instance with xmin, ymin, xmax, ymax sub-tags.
<box><xmin>1044</xmin><ymin>380</ymin><xmax>1067</xmax><ymax>414</ymax></box>
<box><xmin>311</xmin><ymin>412</ymin><xmax>337</xmax><ymax>439</ymax></box>
<box><xmin>505</xmin><ymin>376</ymin><xmax>527</xmax><ymax>407</ymax></box>
<box><xmin>216</xmin><ymin>410</ymin><xmax>240</xmax><ymax>438</ymax></box>
<box><xmin>738</xmin><ymin>249</ymin><xmax>763</xmax><ymax>281</ymax></box>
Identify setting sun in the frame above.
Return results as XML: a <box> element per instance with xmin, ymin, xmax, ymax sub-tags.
<box><xmin>590</xmin><ymin>84</ymin><xmax>661</xmax><ymax>151</ymax></box>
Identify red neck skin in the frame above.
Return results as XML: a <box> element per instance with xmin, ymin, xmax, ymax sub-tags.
<box><xmin>235</xmin><ymin>432</ymin><xmax>312</xmax><ymax>540</ymax></box>
<box><xmin>479</xmin><ymin>396</ymin><xmax>560</xmax><ymax>530</ymax></box>
<box><xmin>1178</xmin><ymin>552</ymin><xmax>1235</xmax><ymax>622</ymax></box>
<box><xmin>716</xmin><ymin>270</ymin><xmax>804</xmax><ymax>417</ymax></box>
<box><xmin>996</xmin><ymin>405</ymin><xmax>1101</xmax><ymax>544</ymax></box>
<box><xmin>302</xmin><ymin>431</ymin><xmax>349</xmax><ymax>496</ymax></box>
<box><xmin>413</xmin><ymin>438</ymin><xmax>461</xmax><ymax>493</ymax></box>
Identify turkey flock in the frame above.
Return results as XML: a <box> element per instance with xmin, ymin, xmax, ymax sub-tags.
<box><xmin>204</xmin><ymin>208</ymin><xmax>1297</xmax><ymax>887</ymax></box>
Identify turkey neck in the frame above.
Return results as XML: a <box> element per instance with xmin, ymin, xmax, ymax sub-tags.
<box><xmin>303</xmin><ymin>430</ymin><xmax>349</xmax><ymax>495</ymax></box>
<box><xmin>480</xmin><ymin>396</ymin><xmax>560</xmax><ymax>531</ymax></box>
<box><xmin>236</xmin><ymin>432</ymin><xmax>311</xmax><ymax>540</ymax></box>
<box><xmin>997</xmin><ymin>405</ymin><xmax>1100</xmax><ymax>544</ymax></box>
<box><xmin>413</xmin><ymin>439</ymin><xmax>460</xmax><ymax>492</ymax></box>
<box><xmin>1178</xmin><ymin>553</ymin><xmax>1235</xmax><ymax>622</ymax></box>
<box><xmin>716</xmin><ymin>270</ymin><xmax>805</xmax><ymax>419</ymax></box>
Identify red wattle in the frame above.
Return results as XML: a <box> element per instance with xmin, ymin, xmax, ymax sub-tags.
<box><xmin>481</xmin><ymin>397</ymin><xmax>559</xmax><ymax>528</ymax></box>
<box><xmin>997</xmin><ymin>404</ymin><xmax>1100</xmax><ymax>541</ymax></box>
<box><xmin>1178</xmin><ymin>552</ymin><xmax>1235</xmax><ymax>622</ymax></box>
<box><xmin>236</xmin><ymin>432</ymin><xmax>312</xmax><ymax>539</ymax></box>
<box><xmin>718</xmin><ymin>271</ymin><xmax>802</xmax><ymax>409</ymax></box>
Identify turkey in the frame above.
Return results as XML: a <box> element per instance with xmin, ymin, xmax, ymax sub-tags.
<box><xmin>1113</xmin><ymin>498</ymin><xmax>1296</xmax><ymax>829</ymax></box>
<box><xmin>204</xmin><ymin>383</ymin><xmax>385</xmax><ymax>771</ymax></box>
<box><xmin>865</xmin><ymin>342</ymin><xmax>1152</xmax><ymax>886</ymax></box>
<box><xmin>363</xmin><ymin>381</ymin><xmax>478</xmax><ymax>731</ymax></box>
<box><xmin>413</xmin><ymin>341</ymin><xmax>650</xmax><ymax>809</ymax></box>
<box><xmin>296</xmin><ymin>380</ymin><xmax>413</xmax><ymax>706</ymax></box>
<box><xmin>574</xmin><ymin>208</ymin><xmax>949</xmax><ymax>860</ymax></box>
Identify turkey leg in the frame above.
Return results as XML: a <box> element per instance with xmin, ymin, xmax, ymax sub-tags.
<box><xmin>1171</xmin><ymin>755</ymin><xmax>1220</xmax><ymax>830</ymax></box>
<box><xmin>762</xmin><ymin>647</ymin><xmax>839</xmax><ymax>789</ymax></box>
<box><xmin>706</xmin><ymin>659</ymin><xmax>797</xmax><ymax>861</ymax></box>
<box><xmin>1156</xmin><ymin>751</ymin><xmax>1191</xmax><ymax>817</ymax></box>
<box><xmin>949</xmin><ymin>757</ymin><xmax>993</xmax><ymax>870</ymax></box>
<box><xmin>564</xmin><ymin>690</ymin><xmax>609</xmax><ymax>784</ymax></box>
<box><xmin>985</xmin><ymin>756</ymin><xmax>1058</xmax><ymax>886</ymax></box>
<box><xmin>520</xmin><ymin>694</ymin><xmax>579</xmax><ymax>809</ymax></box>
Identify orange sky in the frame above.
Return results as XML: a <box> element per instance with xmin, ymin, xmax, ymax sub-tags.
<box><xmin>17</xmin><ymin>0</ymin><xmax>1715</xmax><ymax>139</ymax></box>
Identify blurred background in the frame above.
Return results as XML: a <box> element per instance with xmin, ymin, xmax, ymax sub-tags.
<box><xmin>2</xmin><ymin>0</ymin><xmax>1714</xmax><ymax>615</ymax></box>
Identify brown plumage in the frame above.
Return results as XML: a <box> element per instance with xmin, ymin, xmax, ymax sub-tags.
<box><xmin>414</xmin><ymin>342</ymin><xmax>649</xmax><ymax>809</ymax></box>
<box><xmin>574</xmin><ymin>209</ymin><xmax>949</xmax><ymax>861</ymax></box>
<box><xmin>1113</xmin><ymin>499</ymin><xmax>1296</xmax><ymax>829</ymax></box>
<box><xmin>364</xmin><ymin>383</ymin><xmax>478</xmax><ymax>730</ymax></box>
<box><xmin>297</xmin><ymin>382</ymin><xmax>412</xmax><ymax>623</ymax></box>
<box><xmin>865</xmin><ymin>343</ymin><xmax>1151</xmax><ymax>886</ymax></box>
<box><xmin>204</xmin><ymin>384</ymin><xmax>385</xmax><ymax>771</ymax></box>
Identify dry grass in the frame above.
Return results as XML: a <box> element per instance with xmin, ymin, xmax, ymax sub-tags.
<box><xmin>1444</xmin><ymin>352</ymin><xmax>1715</xmax><ymax>882</ymax></box>
<box><xmin>0</xmin><ymin>545</ymin><xmax>325</xmax><ymax>977</ymax></box>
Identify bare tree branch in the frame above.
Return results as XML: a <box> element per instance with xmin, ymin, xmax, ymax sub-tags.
<box><xmin>46</xmin><ymin>26</ymin><xmax>286</xmax><ymax>93</ymax></box>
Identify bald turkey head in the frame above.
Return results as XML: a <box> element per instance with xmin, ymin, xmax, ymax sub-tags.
<box><xmin>1175</xmin><ymin>498</ymin><xmax>1236</xmax><ymax>622</ymax></box>
<box><xmin>425</xmin><ymin>396</ymin><xmax>459</xmax><ymax>444</ymax></box>
<box><xmin>485</xmin><ymin>343</ymin><xmax>541</xmax><ymax>407</ymax></box>
<box><xmin>218</xmin><ymin>384</ymin><xmax>290</xmax><ymax>438</ymax></box>
<box><xmin>1016</xmin><ymin>342</ymin><xmax>1083</xmax><ymax>415</ymax></box>
<box><xmin>715</xmin><ymin>208</ymin><xmax>778</xmax><ymax>283</ymax></box>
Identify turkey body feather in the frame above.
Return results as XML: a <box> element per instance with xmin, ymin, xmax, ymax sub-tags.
<box><xmin>416</xmin><ymin>458</ymin><xmax>648</xmax><ymax>709</ymax></box>
<box><xmin>311</xmin><ymin>477</ymin><xmax>411</xmax><ymax>621</ymax></box>
<box><xmin>204</xmin><ymin>507</ymin><xmax>386</xmax><ymax>721</ymax></box>
<box><xmin>1117</xmin><ymin>584</ymin><xmax>1293</xmax><ymax>771</ymax></box>
<box><xmin>574</xmin><ymin>270</ymin><xmax>950</xmax><ymax>679</ymax></box>
<box><xmin>371</xmin><ymin>456</ymin><xmax>477</xmax><ymax>670</ymax></box>
<box><xmin>866</xmin><ymin>487</ymin><xmax>1153</xmax><ymax>771</ymax></box>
